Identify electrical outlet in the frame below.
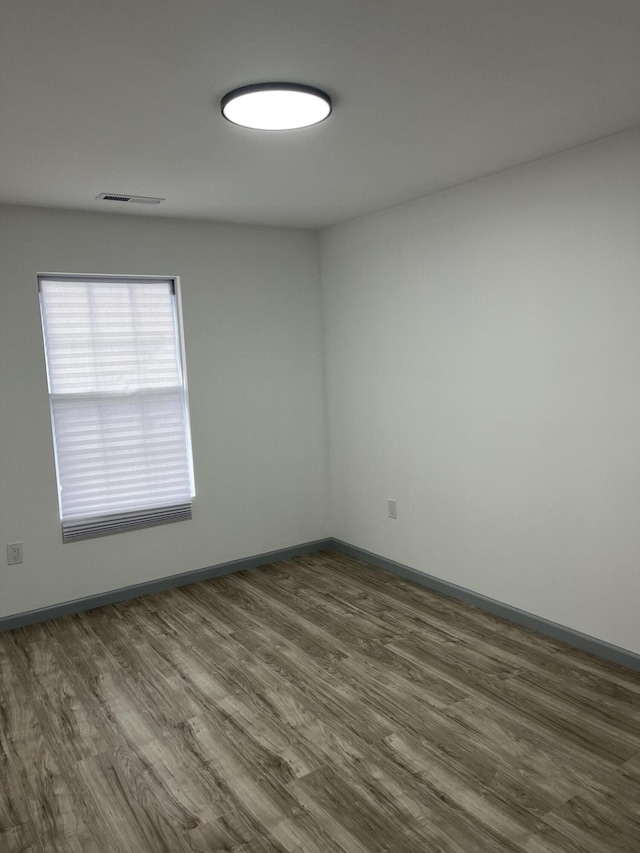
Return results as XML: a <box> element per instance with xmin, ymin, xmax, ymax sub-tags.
<box><xmin>388</xmin><ymin>499</ymin><xmax>397</xmax><ymax>519</ymax></box>
<box><xmin>7</xmin><ymin>542</ymin><xmax>23</xmax><ymax>565</ymax></box>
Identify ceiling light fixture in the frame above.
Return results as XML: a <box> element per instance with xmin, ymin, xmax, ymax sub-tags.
<box><xmin>221</xmin><ymin>83</ymin><xmax>332</xmax><ymax>130</ymax></box>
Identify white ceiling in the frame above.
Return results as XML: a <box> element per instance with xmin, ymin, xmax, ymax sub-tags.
<box><xmin>2</xmin><ymin>0</ymin><xmax>640</xmax><ymax>229</ymax></box>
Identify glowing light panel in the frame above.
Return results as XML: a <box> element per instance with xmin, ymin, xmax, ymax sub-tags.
<box><xmin>221</xmin><ymin>84</ymin><xmax>331</xmax><ymax>130</ymax></box>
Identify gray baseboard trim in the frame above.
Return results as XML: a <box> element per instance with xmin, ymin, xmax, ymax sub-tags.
<box><xmin>0</xmin><ymin>538</ymin><xmax>333</xmax><ymax>633</ymax></box>
<box><xmin>329</xmin><ymin>538</ymin><xmax>640</xmax><ymax>673</ymax></box>
<box><xmin>4</xmin><ymin>534</ymin><xmax>638</xmax><ymax>673</ymax></box>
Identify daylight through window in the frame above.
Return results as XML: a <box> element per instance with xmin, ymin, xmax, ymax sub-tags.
<box><xmin>38</xmin><ymin>275</ymin><xmax>195</xmax><ymax>541</ymax></box>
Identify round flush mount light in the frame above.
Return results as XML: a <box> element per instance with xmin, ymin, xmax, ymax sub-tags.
<box><xmin>221</xmin><ymin>83</ymin><xmax>332</xmax><ymax>130</ymax></box>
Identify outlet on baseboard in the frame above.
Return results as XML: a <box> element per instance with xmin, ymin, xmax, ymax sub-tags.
<box><xmin>7</xmin><ymin>542</ymin><xmax>23</xmax><ymax>565</ymax></box>
<box><xmin>387</xmin><ymin>499</ymin><xmax>397</xmax><ymax>519</ymax></box>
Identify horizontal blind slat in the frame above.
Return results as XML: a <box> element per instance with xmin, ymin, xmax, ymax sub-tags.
<box><xmin>62</xmin><ymin>504</ymin><xmax>192</xmax><ymax>542</ymax></box>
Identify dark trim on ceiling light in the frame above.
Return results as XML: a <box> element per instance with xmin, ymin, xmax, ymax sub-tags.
<box><xmin>220</xmin><ymin>82</ymin><xmax>332</xmax><ymax>129</ymax></box>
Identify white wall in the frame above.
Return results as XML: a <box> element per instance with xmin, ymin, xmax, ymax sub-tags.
<box><xmin>0</xmin><ymin>205</ymin><xmax>328</xmax><ymax>618</ymax></box>
<box><xmin>4</xmin><ymin>133</ymin><xmax>640</xmax><ymax>658</ymax></box>
<box><xmin>321</xmin><ymin>129</ymin><xmax>640</xmax><ymax>655</ymax></box>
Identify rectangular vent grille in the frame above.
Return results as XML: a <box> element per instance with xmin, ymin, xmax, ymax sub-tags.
<box><xmin>96</xmin><ymin>193</ymin><xmax>164</xmax><ymax>205</ymax></box>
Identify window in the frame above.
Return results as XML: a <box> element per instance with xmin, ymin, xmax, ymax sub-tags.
<box><xmin>38</xmin><ymin>275</ymin><xmax>195</xmax><ymax>542</ymax></box>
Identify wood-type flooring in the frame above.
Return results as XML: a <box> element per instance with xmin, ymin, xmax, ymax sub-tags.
<box><xmin>1</xmin><ymin>550</ymin><xmax>640</xmax><ymax>852</ymax></box>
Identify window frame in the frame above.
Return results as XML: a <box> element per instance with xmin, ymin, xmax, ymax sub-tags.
<box><xmin>38</xmin><ymin>272</ymin><xmax>195</xmax><ymax>541</ymax></box>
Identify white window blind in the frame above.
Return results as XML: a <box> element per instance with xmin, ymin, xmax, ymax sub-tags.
<box><xmin>38</xmin><ymin>275</ymin><xmax>195</xmax><ymax>541</ymax></box>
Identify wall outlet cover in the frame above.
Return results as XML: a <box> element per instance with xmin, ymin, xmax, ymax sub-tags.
<box><xmin>7</xmin><ymin>543</ymin><xmax>23</xmax><ymax>565</ymax></box>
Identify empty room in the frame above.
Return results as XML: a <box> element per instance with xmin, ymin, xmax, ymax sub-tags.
<box><xmin>1</xmin><ymin>1</ymin><xmax>640</xmax><ymax>851</ymax></box>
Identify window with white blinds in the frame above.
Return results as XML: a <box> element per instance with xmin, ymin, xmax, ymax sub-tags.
<box><xmin>38</xmin><ymin>275</ymin><xmax>195</xmax><ymax>542</ymax></box>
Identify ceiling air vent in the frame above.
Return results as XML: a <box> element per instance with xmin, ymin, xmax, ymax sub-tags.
<box><xmin>96</xmin><ymin>193</ymin><xmax>164</xmax><ymax>205</ymax></box>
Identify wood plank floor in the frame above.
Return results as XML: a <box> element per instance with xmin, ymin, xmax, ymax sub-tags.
<box><xmin>1</xmin><ymin>550</ymin><xmax>640</xmax><ymax>852</ymax></box>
